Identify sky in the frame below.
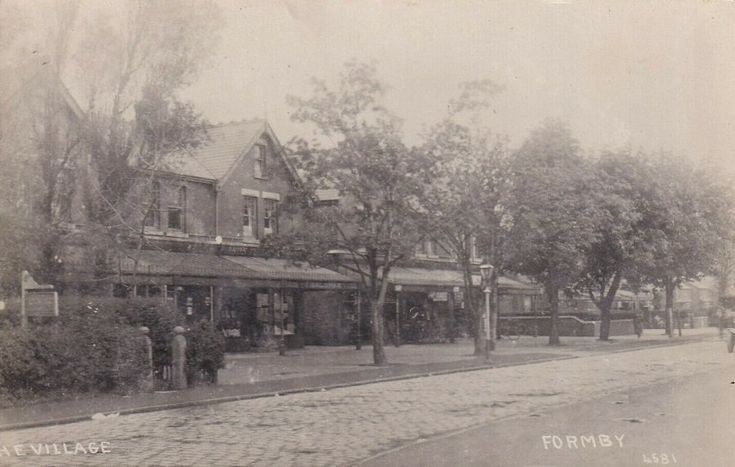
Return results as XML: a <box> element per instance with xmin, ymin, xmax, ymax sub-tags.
<box><xmin>8</xmin><ymin>0</ymin><xmax>735</xmax><ymax>169</ymax></box>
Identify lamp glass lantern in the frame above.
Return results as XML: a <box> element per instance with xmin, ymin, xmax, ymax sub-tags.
<box><xmin>479</xmin><ymin>263</ymin><xmax>494</xmax><ymax>285</ymax></box>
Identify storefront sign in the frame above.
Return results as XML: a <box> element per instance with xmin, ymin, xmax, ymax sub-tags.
<box><xmin>430</xmin><ymin>291</ymin><xmax>448</xmax><ymax>302</ymax></box>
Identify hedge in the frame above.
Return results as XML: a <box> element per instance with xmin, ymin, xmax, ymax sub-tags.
<box><xmin>0</xmin><ymin>296</ymin><xmax>226</xmax><ymax>403</ymax></box>
<box><xmin>0</xmin><ymin>312</ymin><xmax>146</xmax><ymax>402</ymax></box>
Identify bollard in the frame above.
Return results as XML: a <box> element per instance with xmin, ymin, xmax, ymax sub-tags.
<box><xmin>139</xmin><ymin>326</ymin><xmax>154</xmax><ymax>391</ymax></box>
<box><xmin>172</xmin><ymin>326</ymin><xmax>188</xmax><ymax>390</ymax></box>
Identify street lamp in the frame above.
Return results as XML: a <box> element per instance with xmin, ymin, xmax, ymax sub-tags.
<box><xmin>479</xmin><ymin>263</ymin><xmax>495</xmax><ymax>359</ymax></box>
<box><xmin>394</xmin><ymin>284</ymin><xmax>402</xmax><ymax>347</ymax></box>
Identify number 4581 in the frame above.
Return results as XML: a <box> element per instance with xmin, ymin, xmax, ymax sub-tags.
<box><xmin>642</xmin><ymin>453</ymin><xmax>677</xmax><ymax>464</ymax></box>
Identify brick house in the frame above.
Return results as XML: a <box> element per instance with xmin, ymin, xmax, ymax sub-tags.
<box><xmin>80</xmin><ymin>120</ymin><xmax>358</xmax><ymax>350</ymax></box>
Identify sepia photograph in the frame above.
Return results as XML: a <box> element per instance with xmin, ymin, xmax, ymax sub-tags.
<box><xmin>1</xmin><ymin>1</ymin><xmax>734</xmax><ymax>465</ymax></box>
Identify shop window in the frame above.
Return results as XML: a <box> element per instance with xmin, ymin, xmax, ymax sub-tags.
<box><xmin>168</xmin><ymin>186</ymin><xmax>186</xmax><ymax>231</ymax></box>
<box><xmin>242</xmin><ymin>195</ymin><xmax>258</xmax><ymax>239</ymax></box>
<box><xmin>113</xmin><ymin>283</ymin><xmax>132</xmax><ymax>298</ymax></box>
<box><xmin>264</xmin><ymin>199</ymin><xmax>278</xmax><ymax>235</ymax></box>
<box><xmin>144</xmin><ymin>181</ymin><xmax>161</xmax><ymax>228</ymax></box>
<box><xmin>254</xmin><ymin>144</ymin><xmax>267</xmax><ymax>178</ymax></box>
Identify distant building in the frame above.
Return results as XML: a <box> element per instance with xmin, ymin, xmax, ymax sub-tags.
<box><xmin>651</xmin><ymin>276</ymin><xmax>718</xmax><ymax>328</ymax></box>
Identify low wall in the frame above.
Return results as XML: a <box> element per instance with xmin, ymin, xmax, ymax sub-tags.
<box><xmin>499</xmin><ymin>316</ymin><xmax>635</xmax><ymax>337</ymax></box>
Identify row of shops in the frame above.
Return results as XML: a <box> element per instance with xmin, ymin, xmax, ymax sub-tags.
<box><xmin>109</xmin><ymin>250</ymin><xmax>543</xmax><ymax>349</ymax></box>
<box><xmin>109</xmin><ymin>248</ymin><xmax>702</xmax><ymax>345</ymax></box>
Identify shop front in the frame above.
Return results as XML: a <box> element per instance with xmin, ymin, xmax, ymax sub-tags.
<box><xmin>384</xmin><ymin>267</ymin><xmax>543</xmax><ymax>343</ymax></box>
<box><xmin>115</xmin><ymin>250</ymin><xmax>357</xmax><ymax>351</ymax></box>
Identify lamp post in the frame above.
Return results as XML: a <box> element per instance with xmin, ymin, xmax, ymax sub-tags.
<box><xmin>394</xmin><ymin>284</ymin><xmax>402</xmax><ymax>347</ymax></box>
<box><xmin>480</xmin><ymin>263</ymin><xmax>495</xmax><ymax>359</ymax></box>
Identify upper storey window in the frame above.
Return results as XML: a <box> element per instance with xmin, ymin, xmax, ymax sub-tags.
<box><xmin>144</xmin><ymin>181</ymin><xmax>161</xmax><ymax>229</ymax></box>
<box><xmin>263</xmin><ymin>198</ymin><xmax>278</xmax><ymax>236</ymax></box>
<box><xmin>242</xmin><ymin>195</ymin><xmax>258</xmax><ymax>239</ymax></box>
<box><xmin>254</xmin><ymin>144</ymin><xmax>267</xmax><ymax>179</ymax></box>
<box><xmin>168</xmin><ymin>186</ymin><xmax>186</xmax><ymax>231</ymax></box>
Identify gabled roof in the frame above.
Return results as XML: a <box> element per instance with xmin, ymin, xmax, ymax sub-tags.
<box><xmin>194</xmin><ymin>120</ymin><xmax>265</xmax><ymax>180</ymax></box>
<box><xmin>0</xmin><ymin>59</ymin><xmax>83</xmax><ymax>119</ymax></box>
<box><xmin>167</xmin><ymin>119</ymin><xmax>300</xmax><ymax>185</ymax></box>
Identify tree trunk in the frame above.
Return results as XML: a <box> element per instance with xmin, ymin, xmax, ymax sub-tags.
<box><xmin>599</xmin><ymin>308</ymin><xmax>611</xmax><ymax>341</ymax></box>
<box><xmin>547</xmin><ymin>284</ymin><xmax>561</xmax><ymax>346</ymax></box>
<box><xmin>664</xmin><ymin>280</ymin><xmax>675</xmax><ymax>337</ymax></box>
<box><xmin>460</xmin><ymin>263</ymin><xmax>483</xmax><ymax>356</ymax></box>
<box><xmin>371</xmin><ymin>300</ymin><xmax>387</xmax><ymax>365</ymax></box>
<box><xmin>598</xmin><ymin>272</ymin><xmax>622</xmax><ymax>341</ymax></box>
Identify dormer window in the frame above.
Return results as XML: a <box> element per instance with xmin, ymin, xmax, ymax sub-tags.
<box><xmin>415</xmin><ymin>240</ymin><xmax>428</xmax><ymax>256</ymax></box>
<box><xmin>254</xmin><ymin>144</ymin><xmax>267</xmax><ymax>178</ymax></box>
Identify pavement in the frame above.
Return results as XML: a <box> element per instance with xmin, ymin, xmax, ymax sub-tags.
<box><xmin>361</xmin><ymin>361</ymin><xmax>735</xmax><ymax>466</ymax></box>
<box><xmin>0</xmin><ymin>330</ymin><xmax>728</xmax><ymax>466</ymax></box>
<box><xmin>0</xmin><ymin>328</ymin><xmax>720</xmax><ymax>433</ymax></box>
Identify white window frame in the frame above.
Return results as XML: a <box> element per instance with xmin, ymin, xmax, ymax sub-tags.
<box><xmin>242</xmin><ymin>195</ymin><xmax>258</xmax><ymax>240</ymax></box>
<box><xmin>254</xmin><ymin>144</ymin><xmax>267</xmax><ymax>179</ymax></box>
<box><xmin>168</xmin><ymin>186</ymin><xmax>186</xmax><ymax>232</ymax></box>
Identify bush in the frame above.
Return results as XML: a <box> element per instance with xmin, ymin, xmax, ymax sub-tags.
<box><xmin>60</xmin><ymin>296</ymin><xmax>185</xmax><ymax>368</ymax></box>
<box><xmin>0</xmin><ymin>311</ymin><xmax>147</xmax><ymax>402</ymax></box>
<box><xmin>186</xmin><ymin>320</ymin><xmax>225</xmax><ymax>384</ymax></box>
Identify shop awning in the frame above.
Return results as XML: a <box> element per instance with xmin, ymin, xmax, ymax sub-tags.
<box><xmin>222</xmin><ymin>256</ymin><xmax>356</xmax><ymax>283</ymax></box>
<box><xmin>386</xmin><ymin>266</ymin><xmax>541</xmax><ymax>293</ymax></box>
<box><xmin>118</xmin><ymin>250</ymin><xmax>356</xmax><ymax>288</ymax></box>
<box><xmin>120</xmin><ymin>250</ymin><xmax>253</xmax><ymax>278</ymax></box>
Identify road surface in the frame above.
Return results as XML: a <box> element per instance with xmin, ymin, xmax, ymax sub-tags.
<box><xmin>0</xmin><ymin>340</ymin><xmax>730</xmax><ymax>466</ymax></box>
<box><xmin>362</xmin><ymin>364</ymin><xmax>735</xmax><ymax>467</ymax></box>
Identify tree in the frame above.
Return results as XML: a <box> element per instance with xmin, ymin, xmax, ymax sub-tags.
<box><xmin>505</xmin><ymin>120</ymin><xmax>602</xmax><ymax>345</ymax></box>
<box><xmin>640</xmin><ymin>153</ymin><xmax>734</xmax><ymax>336</ymax></box>
<box><xmin>273</xmin><ymin>62</ymin><xmax>425</xmax><ymax>365</ymax></box>
<box><xmin>72</xmin><ymin>0</ymin><xmax>221</xmax><ymax>287</ymax></box>
<box><xmin>0</xmin><ymin>1</ymin><xmax>221</xmax><ymax>293</ymax></box>
<box><xmin>416</xmin><ymin>80</ymin><xmax>509</xmax><ymax>355</ymax></box>
<box><xmin>0</xmin><ymin>1</ymin><xmax>82</xmax><ymax>291</ymax></box>
<box><xmin>575</xmin><ymin>150</ymin><xmax>657</xmax><ymax>340</ymax></box>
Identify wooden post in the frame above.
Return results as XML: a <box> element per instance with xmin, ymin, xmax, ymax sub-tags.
<box><xmin>356</xmin><ymin>291</ymin><xmax>362</xmax><ymax>350</ymax></box>
<box><xmin>484</xmin><ymin>287</ymin><xmax>493</xmax><ymax>356</ymax></box>
<box><xmin>209</xmin><ymin>285</ymin><xmax>215</xmax><ymax>322</ymax></box>
<box><xmin>278</xmin><ymin>287</ymin><xmax>286</xmax><ymax>356</ymax></box>
<box><xmin>20</xmin><ymin>271</ymin><xmax>27</xmax><ymax>329</ymax></box>
<box><xmin>394</xmin><ymin>285</ymin><xmax>402</xmax><ymax>347</ymax></box>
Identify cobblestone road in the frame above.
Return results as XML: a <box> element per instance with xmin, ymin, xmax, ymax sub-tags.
<box><xmin>0</xmin><ymin>341</ymin><xmax>729</xmax><ymax>466</ymax></box>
